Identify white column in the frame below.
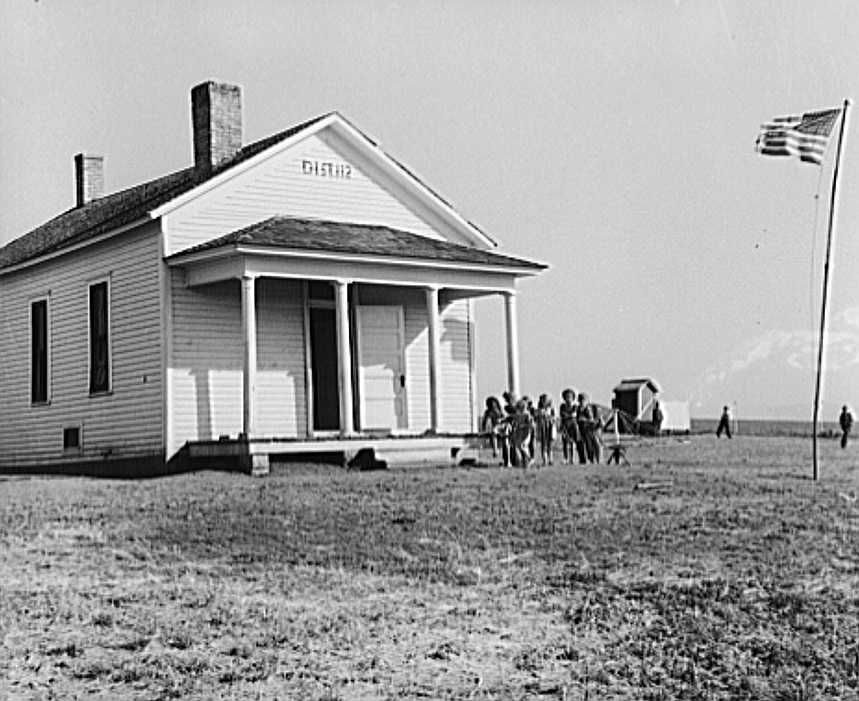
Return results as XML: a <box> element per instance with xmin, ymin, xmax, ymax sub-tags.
<box><xmin>241</xmin><ymin>274</ymin><xmax>257</xmax><ymax>439</ymax></box>
<box><xmin>334</xmin><ymin>279</ymin><xmax>355</xmax><ymax>436</ymax></box>
<box><xmin>425</xmin><ymin>286</ymin><xmax>441</xmax><ymax>432</ymax></box>
<box><xmin>503</xmin><ymin>290</ymin><xmax>520</xmax><ymax>396</ymax></box>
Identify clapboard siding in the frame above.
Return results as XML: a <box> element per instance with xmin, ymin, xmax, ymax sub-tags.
<box><xmin>164</xmin><ymin>132</ymin><xmax>440</xmax><ymax>255</ymax></box>
<box><xmin>404</xmin><ymin>300</ymin><xmax>432</xmax><ymax>432</ymax></box>
<box><xmin>439</xmin><ymin>299</ymin><xmax>474</xmax><ymax>432</ymax></box>
<box><xmin>255</xmin><ymin>279</ymin><xmax>307</xmax><ymax>437</ymax></box>
<box><xmin>168</xmin><ymin>275</ymin><xmax>306</xmax><ymax>453</ymax></box>
<box><xmin>352</xmin><ymin>285</ymin><xmax>472</xmax><ymax>433</ymax></box>
<box><xmin>406</xmin><ymin>297</ymin><xmax>474</xmax><ymax>433</ymax></box>
<box><xmin>0</xmin><ymin>222</ymin><xmax>163</xmax><ymax>466</ymax></box>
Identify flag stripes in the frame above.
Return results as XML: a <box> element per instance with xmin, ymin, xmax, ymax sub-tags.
<box><xmin>755</xmin><ymin>108</ymin><xmax>841</xmax><ymax>165</ymax></box>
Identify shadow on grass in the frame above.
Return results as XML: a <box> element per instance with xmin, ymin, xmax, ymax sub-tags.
<box><xmin>0</xmin><ymin>454</ymin><xmax>233</xmax><ymax>480</ymax></box>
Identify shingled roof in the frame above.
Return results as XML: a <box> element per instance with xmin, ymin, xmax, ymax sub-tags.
<box><xmin>0</xmin><ymin>114</ymin><xmax>329</xmax><ymax>271</ymax></box>
<box><xmin>169</xmin><ymin>216</ymin><xmax>546</xmax><ymax>270</ymax></box>
<box><xmin>613</xmin><ymin>378</ymin><xmax>661</xmax><ymax>393</ymax></box>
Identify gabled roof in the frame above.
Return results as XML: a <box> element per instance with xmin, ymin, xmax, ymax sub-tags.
<box><xmin>0</xmin><ymin>114</ymin><xmax>330</xmax><ymax>271</ymax></box>
<box><xmin>167</xmin><ymin>216</ymin><xmax>546</xmax><ymax>271</ymax></box>
<box><xmin>613</xmin><ymin>378</ymin><xmax>661</xmax><ymax>393</ymax></box>
<box><xmin>0</xmin><ymin>110</ymin><xmax>505</xmax><ymax>273</ymax></box>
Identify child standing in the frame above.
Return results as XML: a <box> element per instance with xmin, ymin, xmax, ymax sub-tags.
<box><xmin>481</xmin><ymin>396</ymin><xmax>505</xmax><ymax>461</ymax></box>
<box><xmin>577</xmin><ymin>392</ymin><xmax>603</xmax><ymax>463</ymax></box>
<box><xmin>501</xmin><ymin>392</ymin><xmax>518</xmax><ymax>465</ymax></box>
<box><xmin>535</xmin><ymin>394</ymin><xmax>556</xmax><ymax>466</ymax></box>
<box><xmin>559</xmin><ymin>388</ymin><xmax>580</xmax><ymax>465</ymax></box>
<box><xmin>510</xmin><ymin>398</ymin><xmax>534</xmax><ymax>468</ymax></box>
<box><xmin>523</xmin><ymin>396</ymin><xmax>537</xmax><ymax>462</ymax></box>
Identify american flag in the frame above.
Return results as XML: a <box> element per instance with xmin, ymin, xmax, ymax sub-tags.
<box><xmin>755</xmin><ymin>108</ymin><xmax>842</xmax><ymax>166</ymax></box>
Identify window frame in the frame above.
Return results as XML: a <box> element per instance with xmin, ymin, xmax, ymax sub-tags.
<box><xmin>62</xmin><ymin>424</ymin><xmax>83</xmax><ymax>454</ymax></box>
<box><xmin>87</xmin><ymin>277</ymin><xmax>112</xmax><ymax>396</ymax></box>
<box><xmin>29</xmin><ymin>294</ymin><xmax>51</xmax><ymax>405</ymax></box>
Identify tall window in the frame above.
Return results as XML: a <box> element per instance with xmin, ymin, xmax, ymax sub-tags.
<box><xmin>89</xmin><ymin>280</ymin><xmax>110</xmax><ymax>394</ymax></box>
<box><xmin>31</xmin><ymin>299</ymin><xmax>49</xmax><ymax>403</ymax></box>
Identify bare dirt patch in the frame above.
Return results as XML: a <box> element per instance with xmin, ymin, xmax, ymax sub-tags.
<box><xmin>1</xmin><ymin>436</ymin><xmax>857</xmax><ymax>699</ymax></box>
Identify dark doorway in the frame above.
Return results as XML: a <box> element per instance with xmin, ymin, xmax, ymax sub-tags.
<box><xmin>309</xmin><ymin>307</ymin><xmax>340</xmax><ymax>431</ymax></box>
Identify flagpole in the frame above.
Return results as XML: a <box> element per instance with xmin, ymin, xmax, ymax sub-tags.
<box><xmin>812</xmin><ymin>98</ymin><xmax>851</xmax><ymax>481</ymax></box>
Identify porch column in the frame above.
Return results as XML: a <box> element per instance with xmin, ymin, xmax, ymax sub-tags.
<box><xmin>241</xmin><ymin>274</ymin><xmax>257</xmax><ymax>438</ymax></box>
<box><xmin>503</xmin><ymin>290</ymin><xmax>520</xmax><ymax>396</ymax></box>
<box><xmin>334</xmin><ymin>279</ymin><xmax>355</xmax><ymax>436</ymax></box>
<box><xmin>425</xmin><ymin>286</ymin><xmax>441</xmax><ymax>432</ymax></box>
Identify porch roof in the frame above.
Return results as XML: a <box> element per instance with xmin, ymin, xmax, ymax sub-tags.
<box><xmin>167</xmin><ymin>216</ymin><xmax>547</xmax><ymax>271</ymax></box>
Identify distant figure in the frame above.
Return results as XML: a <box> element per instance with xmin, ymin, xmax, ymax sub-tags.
<box><xmin>559</xmin><ymin>388</ymin><xmax>580</xmax><ymax>464</ymax></box>
<box><xmin>481</xmin><ymin>396</ymin><xmax>505</xmax><ymax>461</ymax></box>
<box><xmin>652</xmin><ymin>400</ymin><xmax>664</xmax><ymax>437</ymax></box>
<box><xmin>839</xmin><ymin>405</ymin><xmax>853</xmax><ymax>449</ymax></box>
<box><xmin>716</xmin><ymin>405</ymin><xmax>732</xmax><ymax>439</ymax></box>
<box><xmin>535</xmin><ymin>394</ymin><xmax>556</xmax><ymax>466</ymax></box>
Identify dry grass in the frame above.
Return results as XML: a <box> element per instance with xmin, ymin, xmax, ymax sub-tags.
<box><xmin>1</xmin><ymin>435</ymin><xmax>858</xmax><ymax>699</ymax></box>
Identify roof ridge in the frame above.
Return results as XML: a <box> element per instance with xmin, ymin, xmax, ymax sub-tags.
<box><xmin>0</xmin><ymin>112</ymin><xmax>332</xmax><ymax>270</ymax></box>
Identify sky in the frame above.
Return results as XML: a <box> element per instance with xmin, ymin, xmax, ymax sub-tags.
<box><xmin>2</xmin><ymin>0</ymin><xmax>859</xmax><ymax>420</ymax></box>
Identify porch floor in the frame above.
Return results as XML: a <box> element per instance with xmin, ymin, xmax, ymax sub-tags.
<box><xmin>186</xmin><ymin>433</ymin><xmax>483</xmax><ymax>475</ymax></box>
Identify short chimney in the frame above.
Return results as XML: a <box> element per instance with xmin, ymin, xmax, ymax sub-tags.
<box><xmin>74</xmin><ymin>153</ymin><xmax>104</xmax><ymax>207</ymax></box>
<box><xmin>191</xmin><ymin>80</ymin><xmax>243</xmax><ymax>171</ymax></box>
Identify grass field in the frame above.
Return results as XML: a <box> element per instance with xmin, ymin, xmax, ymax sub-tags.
<box><xmin>1</xmin><ymin>435</ymin><xmax>858</xmax><ymax>700</ymax></box>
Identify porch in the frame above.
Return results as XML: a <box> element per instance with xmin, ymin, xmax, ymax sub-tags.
<box><xmin>184</xmin><ymin>432</ymin><xmax>484</xmax><ymax>475</ymax></box>
<box><xmin>165</xmin><ymin>217</ymin><xmax>544</xmax><ymax>466</ymax></box>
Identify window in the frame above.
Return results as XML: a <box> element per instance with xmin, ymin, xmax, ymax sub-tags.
<box><xmin>89</xmin><ymin>280</ymin><xmax>110</xmax><ymax>394</ymax></box>
<box><xmin>63</xmin><ymin>426</ymin><xmax>81</xmax><ymax>451</ymax></box>
<box><xmin>31</xmin><ymin>298</ymin><xmax>49</xmax><ymax>403</ymax></box>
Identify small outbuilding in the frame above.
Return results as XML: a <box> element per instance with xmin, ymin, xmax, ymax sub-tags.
<box><xmin>612</xmin><ymin>378</ymin><xmax>661</xmax><ymax>422</ymax></box>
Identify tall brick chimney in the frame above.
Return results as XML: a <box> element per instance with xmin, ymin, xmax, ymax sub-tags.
<box><xmin>191</xmin><ymin>81</ymin><xmax>243</xmax><ymax>171</ymax></box>
<box><xmin>74</xmin><ymin>153</ymin><xmax>104</xmax><ymax>207</ymax></box>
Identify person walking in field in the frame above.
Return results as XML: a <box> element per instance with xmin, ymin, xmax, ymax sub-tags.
<box><xmin>716</xmin><ymin>405</ymin><xmax>732</xmax><ymax>438</ymax></box>
<box><xmin>839</xmin><ymin>405</ymin><xmax>853</xmax><ymax>449</ymax></box>
<box><xmin>559</xmin><ymin>388</ymin><xmax>580</xmax><ymax>464</ymax></box>
<box><xmin>652</xmin><ymin>400</ymin><xmax>664</xmax><ymax>437</ymax></box>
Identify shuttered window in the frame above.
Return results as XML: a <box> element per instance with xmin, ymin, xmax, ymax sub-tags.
<box><xmin>31</xmin><ymin>299</ymin><xmax>49</xmax><ymax>403</ymax></box>
<box><xmin>89</xmin><ymin>281</ymin><xmax>110</xmax><ymax>394</ymax></box>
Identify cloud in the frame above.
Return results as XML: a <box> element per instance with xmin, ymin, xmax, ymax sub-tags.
<box><xmin>840</xmin><ymin>307</ymin><xmax>859</xmax><ymax>328</ymax></box>
<box><xmin>726</xmin><ymin>330</ymin><xmax>805</xmax><ymax>374</ymax></box>
<box><xmin>692</xmin><ymin>306</ymin><xmax>859</xmax><ymax>414</ymax></box>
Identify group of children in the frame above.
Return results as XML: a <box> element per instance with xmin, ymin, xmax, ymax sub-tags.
<box><xmin>481</xmin><ymin>389</ymin><xmax>605</xmax><ymax>467</ymax></box>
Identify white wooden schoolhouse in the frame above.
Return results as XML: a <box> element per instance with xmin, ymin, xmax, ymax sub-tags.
<box><xmin>0</xmin><ymin>81</ymin><xmax>545</xmax><ymax>474</ymax></box>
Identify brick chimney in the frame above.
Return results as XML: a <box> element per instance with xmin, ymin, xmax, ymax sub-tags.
<box><xmin>191</xmin><ymin>81</ymin><xmax>243</xmax><ymax>171</ymax></box>
<box><xmin>74</xmin><ymin>153</ymin><xmax>104</xmax><ymax>207</ymax></box>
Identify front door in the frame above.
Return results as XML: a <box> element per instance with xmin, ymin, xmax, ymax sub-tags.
<box><xmin>356</xmin><ymin>306</ymin><xmax>407</xmax><ymax>431</ymax></box>
<box><xmin>308</xmin><ymin>306</ymin><xmax>340</xmax><ymax>431</ymax></box>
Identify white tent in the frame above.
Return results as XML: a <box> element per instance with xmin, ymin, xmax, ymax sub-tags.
<box><xmin>660</xmin><ymin>401</ymin><xmax>690</xmax><ymax>433</ymax></box>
